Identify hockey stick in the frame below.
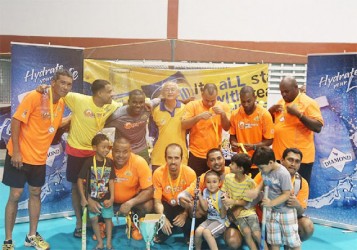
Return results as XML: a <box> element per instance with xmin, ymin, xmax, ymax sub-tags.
<box><xmin>82</xmin><ymin>206</ymin><xmax>87</xmax><ymax>250</ymax></box>
<box><xmin>260</xmin><ymin>186</ymin><xmax>269</xmax><ymax>250</ymax></box>
<box><xmin>188</xmin><ymin>177</ymin><xmax>200</xmax><ymax>250</ymax></box>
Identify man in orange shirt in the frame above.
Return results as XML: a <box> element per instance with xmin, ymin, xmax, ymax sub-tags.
<box><xmin>269</xmin><ymin>76</ymin><xmax>323</xmax><ymax>184</ymax></box>
<box><xmin>153</xmin><ymin>143</ymin><xmax>196</xmax><ymax>243</ymax></box>
<box><xmin>182</xmin><ymin>83</ymin><xmax>231</xmax><ymax>176</ymax></box>
<box><xmin>88</xmin><ymin>137</ymin><xmax>154</xmax><ymax>240</ymax></box>
<box><xmin>254</xmin><ymin>148</ymin><xmax>314</xmax><ymax>242</ymax></box>
<box><xmin>2</xmin><ymin>69</ymin><xmax>73</xmax><ymax>250</ymax></box>
<box><xmin>230</xmin><ymin>86</ymin><xmax>274</xmax><ymax>177</ymax></box>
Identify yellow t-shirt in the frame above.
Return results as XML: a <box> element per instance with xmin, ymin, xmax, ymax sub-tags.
<box><xmin>151</xmin><ymin>101</ymin><xmax>188</xmax><ymax>166</ymax></box>
<box><xmin>64</xmin><ymin>93</ymin><xmax>119</xmax><ymax>150</ymax></box>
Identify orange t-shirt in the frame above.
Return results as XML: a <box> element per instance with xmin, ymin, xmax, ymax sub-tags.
<box><xmin>185</xmin><ymin>167</ymin><xmax>231</xmax><ymax>196</ymax></box>
<box><xmin>113</xmin><ymin>153</ymin><xmax>152</xmax><ymax>203</ymax></box>
<box><xmin>153</xmin><ymin>164</ymin><xmax>196</xmax><ymax>205</ymax></box>
<box><xmin>230</xmin><ymin>105</ymin><xmax>274</xmax><ymax>157</ymax></box>
<box><xmin>7</xmin><ymin>91</ymin><xmax>64</xmax><ymax>165</ymax></box>
<box><xmin>254</xmin><ymin>172</ymin><xmax>309</xmax><ymax>209</ymax></box>
<box><xmin>183</xmin><ymin>100</ymin><xmax>231</xmax><ymax>158</ymax></box>
<box><xmin>272</xmin><ymin>94</ymin><xmax>323</xmax><ymax>163</ymax></box>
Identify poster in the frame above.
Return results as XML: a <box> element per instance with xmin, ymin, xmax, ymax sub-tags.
<box><xmin>11</xmin><ymin>43</ymin><xmax>84</xmax><ymax>222</ymax></box>
<box><xmin>306</xmin><ymin>53</ymin><xmax>357</xmax><ymax>231</ymax></box>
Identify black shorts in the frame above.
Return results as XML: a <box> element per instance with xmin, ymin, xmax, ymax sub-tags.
<box><xmin>66</xmin><ymin>154</ymin><xmax>92</xmax><ymax>183</ymax></box>
<box><xmin>2</xmin><ymin>151</ymin><xmax>46</xmax><ymax>188</ymax></box>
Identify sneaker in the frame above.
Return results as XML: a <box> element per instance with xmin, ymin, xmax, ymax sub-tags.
<box><xmin>24</xmin><ymin>232</ymin><xmax>50</xmax><ymax>250</ymax></box>
<box><xmin>2</xmin><ymin>240</ymin><xmax>14</xmax><ymax>250</ymax></box>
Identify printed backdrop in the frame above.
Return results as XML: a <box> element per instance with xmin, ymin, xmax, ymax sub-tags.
<box><xmin>11</xmin><ymin>43</ymin><xmax>84</xmax><ymax>222</ymax></box>
<box><xmin>306</xmin><ymin>53</ymin><xmax>357</xmax><ymax>230</ymax></box>
<box><xmin>83</xmin><ymin>59</ymin><xmax>269</xmax><ymax>158</ymax></box>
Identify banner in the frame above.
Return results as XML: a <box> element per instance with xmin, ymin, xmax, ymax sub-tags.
<box><xmin>84</xmin><ymin>60</ymin><xmax>268</xmax><ymax>159</ymax></box>
<box><xmin>83</xmin><ymin>59</ymin><xmax>269</xmax><ymax>107</ymax></box>
<box><xmin>11</xmin><ymin>43</ymin><xmax>84</xmax><ymax>222</ymax></box>
<box><xmin>0</xmin><ymin>106</ymin><xmax>11</xmax><ymax>150</ymax></box>
<box><xmin>306</xmin><ymin>53</ymin><xmax>357</xmax><ymax>231</ymax></box>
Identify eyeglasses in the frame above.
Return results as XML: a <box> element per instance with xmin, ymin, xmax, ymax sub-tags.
<box><xmin>163</xmin><ymin>88</ymin><xmax>178</xmax><ymax>93</ymax></box>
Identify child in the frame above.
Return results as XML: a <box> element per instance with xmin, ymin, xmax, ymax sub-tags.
<box><xmin>78</xmin><ymin>134</ymin><xmax>115</xmax><ymax>250</ymax></box>
<box><xmin>221</xmin><ymin>153</ymin><xmax>263</xmax><ymax>250</ymax></box>
<box><xmin>195</xmin><ymin>170</ymin><xmax>226</xmax><ymax>250</ymax></box>
<box><xmin>250</xmin><ymin>146</ymin><xmax>301</xmax><ymax>250</ymax></box>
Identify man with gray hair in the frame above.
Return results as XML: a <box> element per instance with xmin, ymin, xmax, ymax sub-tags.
<box><xmin>149</xmin><ymin>81</ymin><xmax>188</xmax><ymax>172</ymax></box>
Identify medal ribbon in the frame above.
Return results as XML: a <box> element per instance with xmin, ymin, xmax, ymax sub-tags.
<box><xmin>209</xmin><ymin>108</ymin><xmax>220</xmax><ymax>146</ymax></box>
<box><xmin>94</xmin><ymin>110</ymin><xmax>105</xmax><ymax>131</ymax></box>
<box><xmin>48</xmin><ymin>87</ymin><xmax>54</xmax><ymax>125</ymax></box>
<box><xmin>93</xmin><ymin>156</ymin><xmax>106</xmax><ymax>191</ymax></box>
<box><xmin>168</xmin><ymin>165</ymin><xmax>182</xmax><ymax>201</ymax></box>
<box><xmin>209</xmin><ymin>191</ymin><xmax>220</xmax><ymax>213</ymax></box>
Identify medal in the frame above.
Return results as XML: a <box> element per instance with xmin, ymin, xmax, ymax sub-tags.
<box><xmin>170</xmin><ymin>199</ymin><xmax>177</xmax><ymax>206</ymax></box>
<box><xmin>48</xmin><ymin>126</ymin><xmax>55</xmax><ymax>133</ymax></box>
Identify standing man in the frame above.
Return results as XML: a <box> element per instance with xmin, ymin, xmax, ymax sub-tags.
<box><xmin>269</xmin><ymin>76</ymin><xmax>323</xmax><ymax>184</ymax></box>
<box><xmin>64</xmin><ymin>79</ymin><xmax>120</xmax><ymax>238</ymax></box>
<box><xmin>2</xmin><ymin>69</ymin><xmax>73</xmax><ymax>250</ymax></box>
<box><xmin>105</xmin><ymin>89</ymin><xmax>154</xmax><ymax>163</ymax></box>
<box><xmin>182</xmin><ymin>83</ymin><xmax>231</xmax><ymax>176</ymax></box>
<box><xmin>230</xmin><ymin>86</ymin><xmax>274</xmax><ymax>177</ymax></box>
<box><xmin>150</xmin><ymin>81</ymin><xmax>188</xmax><ymax>172</ymax></box>
<box><xmin>108</xmin><ymin>137</ymin><xmax>153</xmax><ymax>240</ymax></box>
<box><xmin>152</xmin><ymin>143</ymin><xmax>196</xmax><ymax>243</ymax></box>
<box><xmin>254</xmin><ymin>147</ymin><xmax>314</xmax><ymax>242</ymax></box>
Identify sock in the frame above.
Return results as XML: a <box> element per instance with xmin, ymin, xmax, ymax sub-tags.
<box><xmin>4</xmin><ymin>239</ymin><xmax>12</xmax><ymax>244</ymax></box>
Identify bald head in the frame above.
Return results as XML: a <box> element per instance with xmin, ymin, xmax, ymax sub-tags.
<box><xmin>279</xmin><ymin>76</ymin><xmax>299</xmax><ymax>103</ymax></box>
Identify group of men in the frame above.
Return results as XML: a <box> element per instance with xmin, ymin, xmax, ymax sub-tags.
<box><xmin>2</xmin><ymin>68</ymin><xmax>323</xmax><ymax>250</ymax></box>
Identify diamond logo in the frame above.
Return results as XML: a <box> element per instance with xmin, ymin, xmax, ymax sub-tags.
<box><xmin>322</xmin><ymin>148</ymin><xmax>352</xmax><ymax>172</ymax></box>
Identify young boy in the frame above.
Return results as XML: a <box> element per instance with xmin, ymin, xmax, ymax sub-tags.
<box><xmin>221</xmin><ymin>153</ymin><xmax>263</xmax><ymax>250</ymax></box>
<box><xmin>250</xmin><ymin>146</ymin><xmax>301</xmax><ymax>250</ymax></box>
<box><xmin>195</xmin><ymin>170</ymin><xmax>226</xmax><ymax>250</ymax></box>
<box><xmin>78</xmin><ymin>134</ymin><xmax>115</xmax><ymax>250</ymax></box>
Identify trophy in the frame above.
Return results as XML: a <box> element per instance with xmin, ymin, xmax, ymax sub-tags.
<box><xmin>132</xmin><ymin>213</ymin><xmax>165</xmax><ymax>250</ymax></box>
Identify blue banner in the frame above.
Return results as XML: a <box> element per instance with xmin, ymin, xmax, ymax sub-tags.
<box><xmin>11</xmin><ymin>43</ymin><xmax>84</xmax><ymax>222</ymax></box>
<box><xmin>306</xmin><ymin>53</ymin><xmax>357</xmax><ymax>230</ymax></box>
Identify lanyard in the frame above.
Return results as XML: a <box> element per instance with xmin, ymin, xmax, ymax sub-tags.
<box><xmin>209</xmin><ymin>191</ymin><xmax>220</xmax><ymax>213</ymax></box>
<box><xmin>209</xmin><ymin>107</ymin><xmax>220</xmax><ymax>146</ymax></box>
<box><xmin>93</xmin><ymin>156</ymin><xmax>106</xmax><ymax>184</ymax></box>
<box><xmin>48</xmin><ymin>87</ymin><xmax>54</xmax><ymax>124</ymax></box>
<box><xmin>168</xmin><ymin>166</ymin><xmax>182</xmax><ymax>199</ymax></box>
<box><xmin>94</xmin><ymin>110</ymin><xmax>105</xmax><ymax>131</ymax></box>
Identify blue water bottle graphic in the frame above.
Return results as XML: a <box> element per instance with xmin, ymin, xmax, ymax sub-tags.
<box><xmin>311</xmin><ymin>96</ymin><xmax>356</xmax><ymax>205</ymax></box>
